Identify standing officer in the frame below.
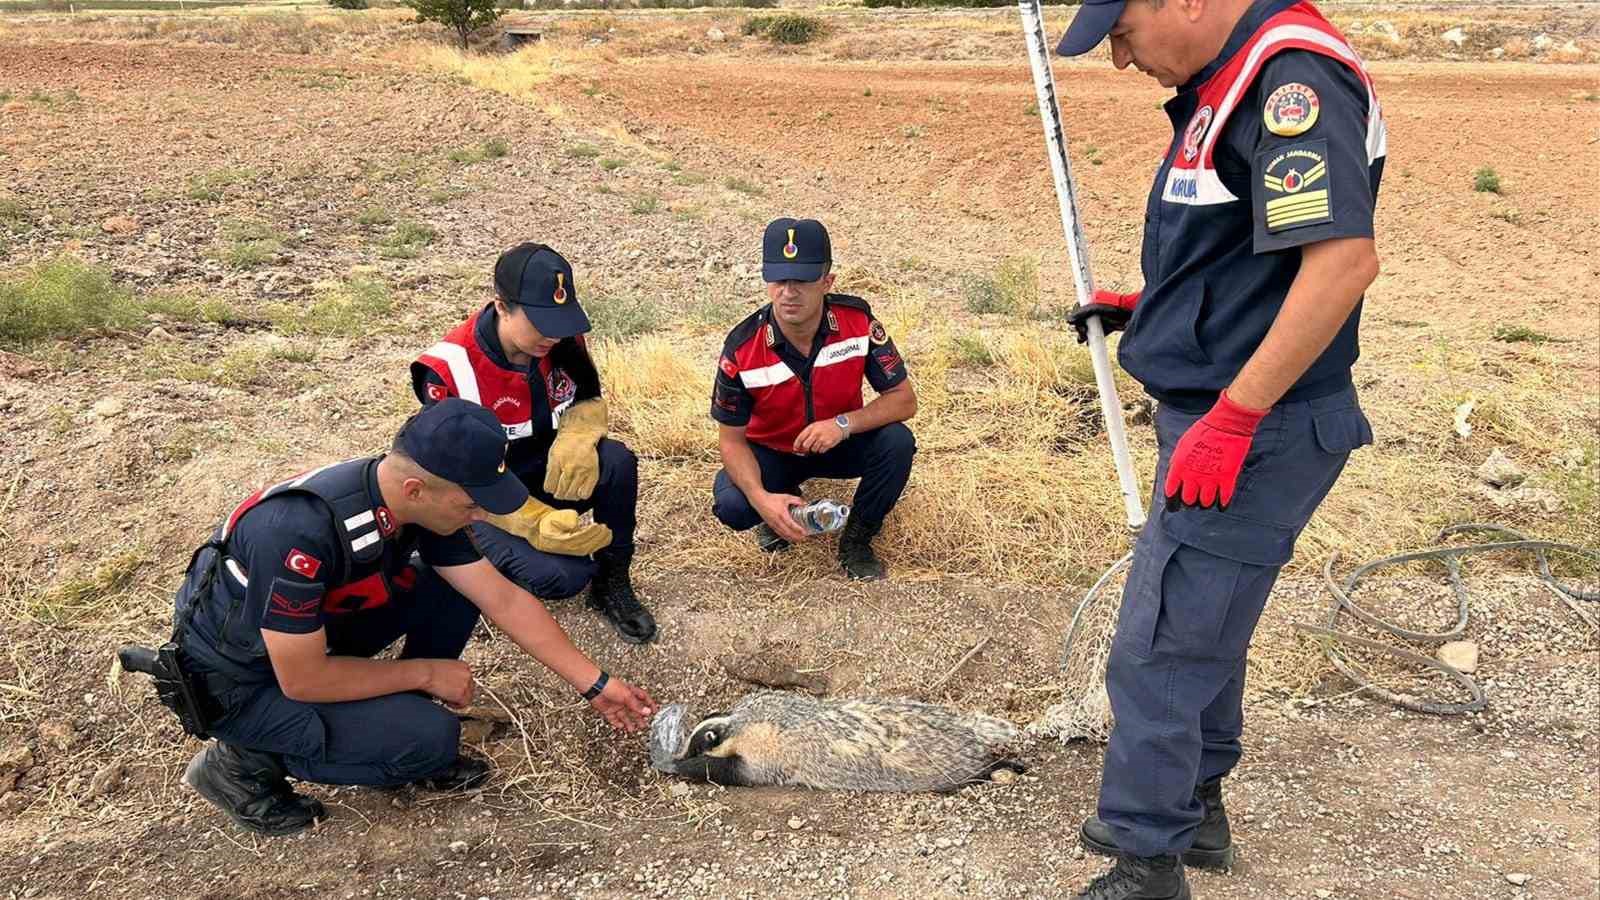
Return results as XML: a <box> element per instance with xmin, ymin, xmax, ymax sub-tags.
<box><xmin>412</xmin><ymin>243</ymin><xmax>656</xmax><ymax>645</ymax></box>
<box><xmin>170</xmin><ymin>399</ymin><xmax>655</xmax><ymax>836</ymax></box>
<box><xmin>1055</xmin><ymin>0</ymin><xmax>1384</xmax><ymax>896</ymax></box>
<box><xmin>710</xmin><ymin>217</ymin><xmax>918</xmax><ymax>580</ymax></box>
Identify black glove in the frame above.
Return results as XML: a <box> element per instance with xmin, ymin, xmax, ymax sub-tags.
<box><xmin>1066</xmin><ymin>290</ymin><xmax>1140</xmax><ymax>344</ymax></box>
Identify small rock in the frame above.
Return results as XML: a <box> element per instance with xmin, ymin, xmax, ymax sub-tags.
<box><xmin>100</xmin><ymin>216</ymin><xmax>138</xmax><ymax>236</ymax></box>
<box><xmin>990</xmin><ymin>768</ymin><xmax>1018</xmax><ymax>785</ymax></box>
<box><xmin>1437</xmin><ymin>641</ymin><xmax>1479</xmax><ymax>673</ymax></box>
<box><xmin>1477</xmin><ymin>448</ymin><xmax>1525</xmax><ymax>488</ymax></box>
<box><xmin>38</xmin><ymin>720</ymin><xmax>80</xmax><ymax>752</ymax></box>
<box><xmin>1371</xmin><ymin>20</ymin><xmax>1399</xmax><ymax>42</ymax></box>
<box><xmin>1532</xmin><ymin>33</ymin><xmax>1553</xmax><ymax>52</ymax></box>
<box><xmin>1440</xmin><ymin>27</ymin><xmax>1466</xmax><ymax>47</ymax></box>
<box><xmin>1506</xmin><ymin>873</ymin><xmax>1531</xmax><ymax>886</ymax></box>
<box><xmin>146</xmin><ymin>326</ymin><xmax>175</xmax><ymax>342</ymax></box>
<box><xmin>91</xmin><ymin>398</ymin><xmax>126</xmax><ymax>419</ymax></box>
<box><xmin>787</xmin><ymin>816</ymin><xmax>805</xmax><ymax>830</ymax></box>
<box><xmin>750</xmin><ymin>830</ymin><xmax>767</xmax><ymax>842</ymax></box>
<box><xmin>449</xmin><ymin>840</ymin><xmax>469</xmax><ymax>854</ymax></box>
<box><xmin>0</xmin><ymin>744</ymin><xmax>33</xmax><ymax>796</ymax></box>
<box><xmin>706</xmin><ymin>26</ymin><xmax>725</xmax><ymax>42</ymax></box>
<box><xmin>1489</xmin><ymin>47</ymin><xmax>1505</xmax><ymax>59</ymax></box>
<box><xmin>1452</xmin><ymin>400</ymin><xmax>1475</xmax><ymax>438</ymax></box>
<box><xmin>88</xmin><ymin>760</ymin><xmax>126</xmax><ymax>798</ymax></box>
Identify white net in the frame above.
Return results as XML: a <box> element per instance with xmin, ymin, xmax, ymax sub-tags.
<box><xmin>1026</xmin><ymin>552</ymin><xmax>1131</xmax><ymax>744</ymax></box>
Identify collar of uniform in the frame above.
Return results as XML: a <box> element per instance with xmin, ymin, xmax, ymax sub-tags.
<box><xmin>474</xmin><ymin>302</ymin><xmax>528</xmax><ymax>374</ymax></box>
<box><xmin>362</xmin><ymin>457</ymin><xmax>402</xmax><ymax>541</ymax></box>
<box><xmin>1179</xmin><ymin>0</ymin><xmax>1300</xmax><ymax>94</ymax></box>
<box><xmin>762</xmin><ymin>296</ymin><xmax>837</xmax><ymax>354</ymax></box>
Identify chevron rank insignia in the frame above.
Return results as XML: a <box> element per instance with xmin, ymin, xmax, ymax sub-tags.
<box><xmin>1257</xmin><ymin>139</ymin><xmax>1332</xmax><ymax>233</ymax></box>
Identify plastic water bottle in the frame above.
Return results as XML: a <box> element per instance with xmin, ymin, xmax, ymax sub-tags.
<box><xmin>790</xmin><ymin>499</ymin><xmax>850</xmax><ymax>535</ymax></box>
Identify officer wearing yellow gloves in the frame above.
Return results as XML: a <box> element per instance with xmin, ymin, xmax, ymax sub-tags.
<box><xmin>411</xmin><ymin>243</ymin><xmax>656</xmax><ymax>644</ymax></box>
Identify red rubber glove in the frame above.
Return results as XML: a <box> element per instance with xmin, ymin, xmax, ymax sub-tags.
<box><xmin>1163</xmin><ymin>390</ymin><xmax>1270</xmax><ymax>510</ymax></box>
<box><xmin>1066</xmin><ymin>289</ymin><xmax>1139</xmax><ymax>344</ymax></box>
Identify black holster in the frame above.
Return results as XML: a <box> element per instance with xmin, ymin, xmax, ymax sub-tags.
<box><xmin>118</xmin><ymin>643</ymin><xmax>217</xmax><ymax>740</ymax></box>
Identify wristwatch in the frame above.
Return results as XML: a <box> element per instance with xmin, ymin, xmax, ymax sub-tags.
<box><xmin>834</xmin><ymin>414</ymin><xmax>851</xmax><ymax>435</ymax></box>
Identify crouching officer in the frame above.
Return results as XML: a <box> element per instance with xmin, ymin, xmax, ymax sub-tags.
<box><xmin>144</xmin><ymin>400</ymin><xmax>654</xmax><ymax>836</ymax></box>
<box><xmin>412</xmin><ymin>243</ymin><xmax>656</xmax><ymax>644</ymax></box>
<box><xmin>710</xmin><ymin>218</ymin><xmax>918</xmax><ymax>580</ymax></box>
<box><xmin>1055</xmin><ymin>0</ymin><xmax>1385</xmax><ymax>897</ymax></box>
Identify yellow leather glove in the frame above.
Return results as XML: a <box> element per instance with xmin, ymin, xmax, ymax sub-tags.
<box><xmin>544</xmin><ymin>398</ymin><xmax>607</xmax><ymax>501</ymax></box>
<box><xmin>485</xmin><ymin>498</ymin><xmax>613</xmax><ymax>558</ymax></box>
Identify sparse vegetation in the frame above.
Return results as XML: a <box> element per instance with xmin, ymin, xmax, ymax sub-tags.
<box><xmin>328</xmin><ymin>0</ymin><xmax>368</xmax><ymax>8</ymax></box>
<box><xmin>673</xmin><ymin>171</ymin><xmax>708</xmax><ymax>186</ymax></box>
<box><xmin>1490</xmin><ymin>208</ymin><xmax>1521</xmax><ymax>225</ymax></box>
<box><xmin>449</xmin><ymin>138</ymin><xmax>511</xmax><ymax>165</ymax></box>
<box><xmin>0</xmin><ymin>197</ymin><xmax>31</xmax><ymax>233</ymax></box>
<box><xmin>585</xmin><ymin>288</ymin><xmax>659</xmax><ymax>339</ymax></box>
<box><xmin>378</xmin><ymin>219</ymin><xmax>437</xmax><ymax>258</ymax></box>
<box><xmin>212</xmin><ymin>218</ymin><xmax>289</xmax><ymax>269</ymax></box>
<box><xmin>743</xmin><ymin>13</ymin><xmax>827</xmax><ymax>44</ymax></box>
<box><xmin>566</xmin><ymin>142</ymin><xmax>601</xmax><ymax>159</ymax></box>
<box><xmin>32</xmin><ymin>550</ymin><xmax>143</xmax><ymax>625</ymax></box>
<box><xmin>723</xmin><ymin>175</ymin><xmax>763</xmax><ymax>195</ymax></box>
<box><xmin>1492</xmin><ymin>324</ymin><xmax>1556</xmax><ymax>344</ymax></box>
<box><xmin>176</xmin><ymin>342</ymin><xmax>316</xmax><ymax>389</ymax></box>
<box><xmin>631</xmin><ymin>194</ymin><xmax>660</xmax><ymax>215</ymax></box>
<box><xmin>963</xmin><ymin>255</ymin><xmax>1040</xmax><ymax>316</ymax></box>
<box><xmin>0</xmin><ymin>256</ymin><xmax>142</xmax><ymax>344</ymax></box>
<box><xmin>950</xmin><ymin>333</ymin><xmax>995</xmax><ymax>367</ymax></box>
<box><xmin>271</xmin><ymin>276</ymin><xmax>393</xmax><ymax>336</ymax></box>
<box><xmin>599</xmin><ymin>157</ymin><xmax>627</xmax><ymax>172</ymax></box>
<box><xmin>355</xmin><ymin>205</ymin><xmax>393</xmax><ymax>226</ymax></box>
<box><xmin>185</xmin><ymin>166</ymin><xmax>257</xmax><ymax>202</ymax></box>
<box><xmin>1474</xmin><ymin>166</ymin><xmax>1501</xmax><ymax>193</ymax></box>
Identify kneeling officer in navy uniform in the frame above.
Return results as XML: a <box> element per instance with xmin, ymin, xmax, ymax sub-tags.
<box><xmin>144</xmin><ymin>400</ymin><xmax>655</xmax><ymax>836</ymax></box>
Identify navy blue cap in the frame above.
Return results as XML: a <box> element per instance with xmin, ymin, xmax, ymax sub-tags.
<box><xmin>762</xmin><ymin>218</ymin><xmax>832</xmax><ymax>283</ymax></box>
<box><xmin>493</xmin><ymin>243</ymin><xmax>591</xmax><ymax>339</ymax></box>
<box><xmin>1056</xmin><ymin>0</ymin><xmax>1125</xmax><ymax>56</ymax></box>
<box><xmin>396</xmin><ymin>398</ymin><xmax>529</xmax><ymax>515</ymax></box>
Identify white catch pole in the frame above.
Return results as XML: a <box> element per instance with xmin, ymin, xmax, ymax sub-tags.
<box><xmin>1017</xmin><ymin>0</ymin><xmax>1146</xmax><ymax>530</ymax></box>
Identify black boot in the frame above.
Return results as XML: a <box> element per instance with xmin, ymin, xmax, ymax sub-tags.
<box><xmin>1081</xmin><ymin>777</ymin><xmax>1235</xmax><ymax>870</ymax></box>
<box><xmin>587</xmin><ymin>547</ymin><xmax>657</xmax><ymax>644</ymax></box>
<box><xmin>183</xmin><ymin>741</ymin><xmax>324</xmax><ymax>836</ymax></box>
<box><xmin>752</xmin><ymin>522</ymin><xmax>791</xmax><ymax>553</ymax></box>
<box><xmin>416</xmin><ymin>751</ymin><xmax>491</xmax><ymax>792</ymax></box>
<box><xmin>837</xmin><ymin>516</ymin><xmax>886</xmax><ymax>581</ymax></box>
<box><xmin>1077</xmin><ymin>854</ymin><xmax>1190</xmax><ymax>900</ymax></box>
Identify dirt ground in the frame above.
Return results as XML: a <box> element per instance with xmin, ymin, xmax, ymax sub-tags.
<box><xmin>1</xmin><ymin>5</ymin><xmax>1597</xmax><ymax>899</ymax></box>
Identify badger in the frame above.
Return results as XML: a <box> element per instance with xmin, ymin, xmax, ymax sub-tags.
<box><xmin>649</xmin><ymin>692</ymin><xmax>1025</xmax><ymax>793</ymax></box>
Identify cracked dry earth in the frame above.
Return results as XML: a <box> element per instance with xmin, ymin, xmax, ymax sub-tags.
<box><xmin>1</xmin><ymin>32</ymin><xmax>1597</xmax><ymax>900</ymax></box>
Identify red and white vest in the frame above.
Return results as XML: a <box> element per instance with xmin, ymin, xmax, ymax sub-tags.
<box><xmin>725</xmin><ymin>296</ymin><xmax>876</xmax><ymax>453</ymax></box>
<box><xmin>413</xmin><ymin>310</ymin><xmax>581</xmax><ymax>443</ymax></box>
<box><xmin>1162</xmin><ymin>1</ymin><xmax>1385</xmax><ymax>208</ymax></box>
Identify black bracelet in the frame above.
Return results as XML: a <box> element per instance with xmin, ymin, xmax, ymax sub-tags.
<box><xmin>581</xmin><ymin>670</ymin><xmax>609</xmax><ymax>701</ymax></box>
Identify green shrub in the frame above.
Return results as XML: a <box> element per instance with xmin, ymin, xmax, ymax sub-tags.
<box><xmin>0</xmin><ymin>256</ymin><xmax>141</xmax><ymax>344</ymax></box>
<box><xmin>723</xmin><ymin>175</ymin><xmax>764</xmax><ymax>195</ymax></box>
<box><xmin>963</xmin><ymin>256</ymin><xmax>1039</xmax><ymax>316</ymax></box>
<box><xmin>744</xmin><ymin>13</ymin><xmax>826</xmax><ymax>44</ymax></box>
<box><xmin>407</xmin><ymin>0</ymin><xmax>500</xmax><ymax>48</ymax></box>
<box><xmin>272</xmin><ymin>277</ymin><xmax>393</xmax><ymax>336</ymax></box>
<box><xmin>1473</xmin><ymin>166</ymin><xmax>1501</xmax><ymax>194</ymax></box>
<box><xmin>328</xmin><ymin>0</ymin><xmax>368</xmax><ymax>8</ymax></box>
<box><xmin>355</xmin><ymin>206</ymin><xmax>393</xmax><ymax>226</ymax></box>
<box><xmin>379</xmin><ymin>219</ymin><xmax>437</xmax><ymax>258</ymax></box>
<box><xmin>585</xmin><ymin>289</ymin><xmax>658</xmax><ymax>339</ymax></box>
<box><xmin>631</xmin><ymin>194</ymin><xmax>660</xmax><ymax>215</ymax></box>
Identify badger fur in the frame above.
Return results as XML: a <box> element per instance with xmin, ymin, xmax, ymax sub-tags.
<box><xmin>649</xmin><ymin>692</ymin><xmax>1024</xmax><ymax>793</ymax></box>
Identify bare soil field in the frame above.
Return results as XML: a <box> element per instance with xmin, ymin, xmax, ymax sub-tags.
<box><xmin>1</xmin><ymin>5</ymin><xmax>1597</xmax><ymax>899</ymax></box>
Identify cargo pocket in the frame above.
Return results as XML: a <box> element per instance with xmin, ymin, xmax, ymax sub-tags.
<box><xmin>1112</xmin><ymin>532</ymin><xmax>1181</xmax><ymax>660</ymax></box>
<box><xmin>1152</xmin><ymin>514</ymin><xmax>1288</xmax><ymax>660</ymax></box>
<box><xmin>1312</xmin><ymin>405</ymin><xmax>1375</xmax><ymax>456</ymax></box>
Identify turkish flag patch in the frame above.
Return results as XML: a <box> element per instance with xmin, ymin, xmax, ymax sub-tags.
<box><xmin>284</xmin><ymin>548</ymin><xmax>322</xmax><ymax>579</ymax></box>
<box><xmin>426</xmin><ymin>382</ymin><xmax>448</xmax><ymax>402</ymax></box>
<box><xmin>374</xmin><ymin>505</ymin><xmax>397</xmax><ymax>537</ymax></box>
<box><xmin>719</xmin><ymin>356</ymin><xmax>739</xmax><ymax>379</ymax></box>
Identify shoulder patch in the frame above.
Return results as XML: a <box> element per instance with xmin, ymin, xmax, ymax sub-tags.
<box><xmin>1258</xmin><ymin>139</ymin><xmax>1333</xmax><ymax>233</ymax></box>
<box><xmin>1263</xmin><ymin>82</ymin><xmax>1320</xmax><ymax>137</ymax></box>
<box><xmin>869</xmin><ymin>319</ymin><xmax>888</xmax><ymax>346</ymax></box>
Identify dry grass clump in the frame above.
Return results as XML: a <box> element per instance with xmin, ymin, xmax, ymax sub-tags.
<box><xmin>395</xmin><ymin>40</ymin><xmax>599</xmax><ymax>104</ymax></box>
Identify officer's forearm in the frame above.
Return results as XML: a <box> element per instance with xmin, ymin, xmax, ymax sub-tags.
<box><xmin>718</xmin><ymin>426</ymin><xmax>771</xmax><ymax>500</ymax></box>
<box><xmin>1227</xmin><ymin>237</ymin><xmax>1378</xmax><ymax>410</ymax></box>
<box><xmin>280</xmin><ymin>656</ymin><xmax>432</xmax><ymax>704</ymax></box>
<box><xmin>846</xmin><ymin>381</ymin><xmax>917</xmax><ymax>433</ymax></box>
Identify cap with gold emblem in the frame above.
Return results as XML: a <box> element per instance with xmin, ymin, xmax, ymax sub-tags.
<box><xmin>493</xmin><ymin>242</ymin><xmax>592</xmax><ymax>339</ymax></box>
<box><xmin>761</xmin><ymin>217</ymin><xmax>832</xmax><ymax>283</ymax></box>
<box><xmin>396</xmin><ymin>398</ymin><xmax>529</xmax><ymax>515</ymax></box>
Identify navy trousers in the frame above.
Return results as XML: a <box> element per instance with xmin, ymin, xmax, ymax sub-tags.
<box><xmin>470</xmin><ymin>437</ymin><xmax>638</xmax><ymax>599</ymax></box>
<box><xmin>711</xmin><ymin>423</ymin><xmax>917</xmax><ymax>529</ymax></box>
<box><xmin>206</xmin><ymin>564</ymin><xmax>481</xmax><ymax>787</ymax></box>
<box><xmin>1098</xmin><ymin>387</ymin><xmax>1373</xmax><ymax>857</ymax></box>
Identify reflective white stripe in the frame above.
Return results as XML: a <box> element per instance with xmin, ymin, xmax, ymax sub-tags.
<box><xmin>350</xmin><ymin>532</ymin><xmax>381</xmax><ymax>553</ymax></box>
<box><xmin>225</xmin><ymin>558</ymin><xmax>249</xmax><ymax>587</ymax></box>
<box><xmin>506</xmin><ymin>420</ymin><xmax>534</xmax><ymax>439</ymax></box>
<box><xmin>422</xmin><ymin>342</ymin><xmax>481</xmax><ymax>405</ymax></box>
<box><xmin>813</xmin><ymin>336</ymin><xmax>868</xmax><ymax>370</ymax></box>
<box><xmin>740</xmin><ymin>360</ymin><xmax>797</xmax><ymax>389</ymax></box>
<box><xmin>1163</xmin><ymin>167</ymin><xmax>1237</xmax><ymax>206</ymax></box>
<box><xmin>343</xmin><ymin>510</ymin><xmax>374</xmax><ymax>531</ymax></box>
